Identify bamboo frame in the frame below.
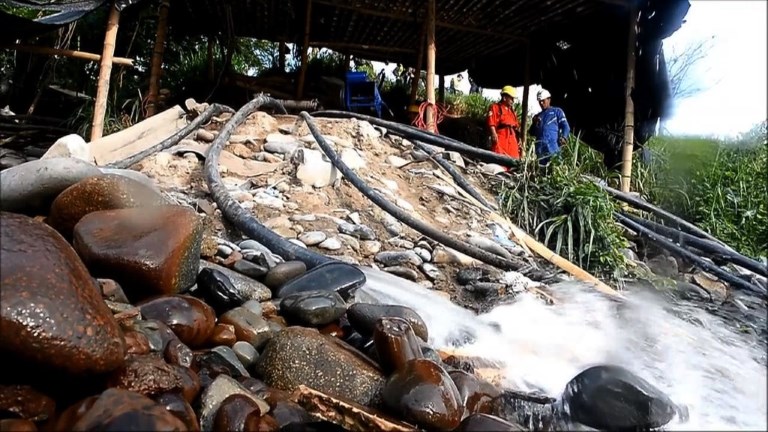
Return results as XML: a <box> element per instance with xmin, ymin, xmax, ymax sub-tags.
<box><xmin>2</xmin><ymin>43</ymin><xmax>133</xmax><ymax>66</ymax></box>
<box><xmin>425</xmin><ymin>0</ymin><xmax>436</xmax><ymax>132</ymax></box>
<box><xmin>145</xmin><ymin>0</ymin><xmax>171</xmax><ymax>117</ymax></box>
<box><xmin>90</xmin><ymin>2</ymin><xmax>121</xmax><ymax>142</ymax></box>
<box><xmin>620</xmin><ymin>5</ymin><xmax>638</xmax><ymax>192</ymax></box>
<box><xmin>296</xmin><ymin>0</ymin><xmax>313</xmax><ymax>99</ymax></box>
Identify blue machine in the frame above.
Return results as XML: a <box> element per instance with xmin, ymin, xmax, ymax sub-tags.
<box><xmin>344</xmin><ymin>71</ymin><xmax>383</xmax><ymax>118</ymax></box>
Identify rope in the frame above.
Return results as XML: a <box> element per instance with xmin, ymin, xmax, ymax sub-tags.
<box><xmin>411</xmin><ymin>101</ymin><xmax>448</xmax><ymax>134</ymax></box>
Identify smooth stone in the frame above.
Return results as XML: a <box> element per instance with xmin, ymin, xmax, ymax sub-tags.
<box><xmin>0</xmin><ymin>212</ymin><xmax>125</xmax><ymax>375</ymax></box>
<box><xmin>271</xmin><ymin>400</ymin><xmax>313</xmax><ymax>429</ymax></box>
<box><xmin>298</xmin><ymin>231</ymin><xmax>327</xmax><ymax>246</ymax></box>
<box><xmin>107</xmin><ymin>354</ymin><xmax>193</xmax><ymax>399</ymax></box>
<box><xmin>208</xmin><ymin>323</ymin><xmax>237</xmax><ymax>347</ymax></box>
<box><xmin>0</xmin><ymin>157</ymin><xmax>102</xmax><ymax>215</ymax></box>
<box><xmin>195</xmin><ymin>267</ymin><xmax>247</xmax><ymax>314</ymax></box>
<box><xmin>421</xmin><ymin>263</ymin><xmax>443</xmax><ymax>281</ymax></box>
<box><xmin>61</xmin><ymin>389</ymin><xmax>186</xmax><ymax>430</ymax></box>
<box><xmin>0</xmin><ymin>385</ymin><xmax>56</xmax><ymax>423</ymax></box>
<box><xmin>98</xmin><ymin>278</ymin><xmax>130</xmax><ymax>303</ymax></box>
<box><xmin>194</xmin><ymin>346</ymin><xmax>249</xmax><ymax>378</ymax></box>
<box><xmin>456</xmin><ymin>267</ymin><xmax>501</xmax><ymax>285</ymax></box>
<box><xmin>154</xmin><ymin>392</ymin><xmax>200</xmax><ymax>431</ymax></box>
<box><xmin>212</xmin><ymin>394</ymin><xmax>264</xmax><ymax>431</ymax></box>
<box><xmin>48</xmin><ymin>174</ymin><xmax>167</xmax><ymax>239</ymax></box>
<box><xmin>449</xmin><ymin>370</ymin><xmax>500</xmax><ymax>416</ymax></box>
<box><xmin>413</xmin><ymin>247</ymin><xmax>432</xmax><ymax>262</ymax></box>
<box><xmin>41</xmin><ymin>134</ymin><xmax>90</xmax><ymax>164</ymax></box>
<box><xmin>560</xmin><ymin>364</ymin><xmax>678</xmax><ymax>430</ymax></box>
<box><xmin>456</xmin><ymin>413</ymin><xmax>527</xmax><ymax>431</ymax></box>
<box><xmin>466</xmin><ymin>236</ymin><xmax>513</xmax><ymax>260</ymax></box>
<box><xmin>373</xmin><ymin>317</ymin><xmax>424</xmax><ymax>375</ymax></box>
<box><xmin>383</xmin><ymin>266</ymin><xmax>421</xmax><ymax>281</ymax></box>
<box><xmin>280</xmin><ymin>291</ymin><xmax>347</xmax><ymax>327</ymax></box>
<box><xmin>375</xmin><ymin>250</ymin><xmax>423</xmax><ymax>267</ymax></box>
<box><xmin>232</xmin><ymin>341</ymin><xmax>259</xmax><ymax>369</ymax></box>
<box><xmin>199</xmin><ymin>375</ymin><xmax>270</xmax><ymax>432</ymax></box>
<box><xmin>256</xmin><ymin>327</ymin><xmax>385</xmax><ymax>406</ymax></box>
<box><xmin>137</xmin><ymin>295</ymin><xmax>216</xmax><ymax>349</ymax></box>
<box><xmin>242</xmin><ymin>300</ymin><xmax>263</xmax><ymax>315</ymax></box>
<box><xmin>164</xmin><ymin>338</ymin><xmax>195</xmax><ymax>369</ymax></box>
<box><xmin>337</xmin><ymin>234</ymin><xmax>360</xmax><ymax>251</ymax></box>
<box><xmin>131</xmin><ymin>319</ymin><xmax>182</xmax><ymax>353</ymax></box>
<box><xmin>98</xmin><ymin>168</ymin><xmax>160</xmax><ymax>192</ymax></box>
<box><xmin>264</xmin><ymin>261</ymin><xmax>307</xmax><ymax>290</ymax></box>
<box><xmin>338</xmin><ymin>222</ymin><xmax>376</xmax><ymax>240</ymax></box>
<box><xmin>387</xmin><ymin>238</ymin><xmax>414</xmax><ymax>249</ymax></box>
<box><xmin>72</xmin><ymin>206</ymin><xmax>202</xmax><ymax>301</ymax></box>
<box><xmin>275</xmin><ymin>262</ymin><xmax>366</xmax><ymax>300</ymax></box>
<box><xmin>0</xmin><ymin>419</ymin><xmax>38</xmax><ymax>431</ymax></box>
<box><xmin>288</xmin><ymin>239</ymin><xmax>307</xmax><ymax>248</ymax></box>
<box><xmin>199</xmin><ymin>260</ymin><xmax>272</xmax><ymax>302</ymax></box>
<box><xmin>232</xmin><ymin>259</ymin><xmax>269</xmax><ymax>279</ymax></box>
<box><xmin>361</xmin><ymin>240</ymin><xmax>382</xmax><ymax>256</ymax></box>
<box><xmin>218</xmin><ymin>307</ymin><xmax>277</xmax><ymax>350</ymax></box>
<box><xmin>237</xmin><ymin>240</ymin><xmax>278</xmax><ymax>268</ymax></box>
<box><xmin>123</xmin><ymin>329</ymin><xmax>152</xmax><ymax>356</ymax></box>
<box><xmin>347</xmin><ymin>303</ymin><xmax>429</xmax><ymax>342</ymax></box>
<box><xmin>383</xmin><ymin>359</ymin><xmax>463</xmax><ymax>431</ymax></box>
<box><xmin>318</xmin><ymin>237</ymin><xmax>343</xmax><ymax>250</ymax></box>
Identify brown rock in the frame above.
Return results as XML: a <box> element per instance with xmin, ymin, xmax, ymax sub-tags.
<box><xmin>373</xmin><ymin>317</ymin><xmax>423</xmax><ymax>375</ymax></box>
<box><xmin>207</xmin><ymin>323</ymin><xmax>237</xmax><ymax>347</ymax></box>
<box><xmin>108</xmin><ymin>354</ymin><xmax>196</xmax><ymax>400</ymax></box>
<box><xmin>137</xmin><ymin>295</ymin><xmax>216</xmax><ymax>348</ymax></box>
<box><xmin>383</xmin><ymin>359</ymin><xmax>463</xmax><ymax>431</ymax></box>
<box><xmin>448</xmin><ymin>370</ymin><xmax>500</xmax><ymax>417</ymax></box>
<box><xmin>218</xmin><ymin>307</ymin><xmax>277</xmax><ymax>350</ymax></box>
<box><xmin>213</xmin><ymin>394</ymin><xmax>263</xmax><ymax>432</ymax></box>
<box><xmin>256</xmin><ymin>327</ymin><xmax>385</xmax><ymax>406</ymax></box>
<box><xmin>263</xmin><ymin>261</ymin><xmax>307</xmax><ymax>290</ymax></box>
<box><xmin>0</xmin><ymin>385</ymin><xmax>55</xmax><ymax>422</ymax></box>
<box><xmin>124</xmin><ymin>330</ymin><xmax>152</xmax><ymax>356</ymax></box>
<box><xmin>72</xmin><ymin>205</ymin><xmax>204</xmax><ymax>301</ymax></box>
<box><xmin>0</xmin><ymin>419</ymin><xmax>37</xmax><ymax>431</ymax></box>
<box><xmin>155</xmin><ymin>392</ymin><xmax>200</xmax><ymax>432</ymax></box>
<box><xmin>456</xmin><ymin>413</ymin><xmax>527</xmax><ymax>431</ymax></box>
<box><xmin>227</xmin><ymin>143</ymin><xmax>255</xmax><ymax>159</ymax></box>
<box><xmin>65</xmin><ymin>388</ymin><xmax>186</xmax><ymax>431</ymax></box>
<box><xmin>0</xmin><ymin>212</ymin><xmax>125</xmax><ymax>375</ymax></box>
<box><xmin>164</xmin><ymin>338</ymin><xmax>194</xmax><ymax>368</ymax></box>
<box><xmin>47</xmin><ymin>174</ymin><xmax>166</xmax><ymax>239</ymax></box>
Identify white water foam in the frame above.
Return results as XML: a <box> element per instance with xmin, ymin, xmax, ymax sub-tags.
<box><xmin>355</xmin><ymin>266</ymin><xmax>768</xmax><ymax>431</ymax></box>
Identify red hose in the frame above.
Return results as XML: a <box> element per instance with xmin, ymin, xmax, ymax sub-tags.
<box><xmin>411</xmin><ymin>101</ymin><xmax>448</xmax><ymax>134</ymax></box>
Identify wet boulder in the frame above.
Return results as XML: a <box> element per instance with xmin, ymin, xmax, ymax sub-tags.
<box><xmin>137</xmin><ymin>295</ymin><xmax>217</xmax><ymax>349</ymax></box>
<box><xmin>0</xmin><ymin>212</ymin><xmax>125</xmax><ymax>375</ymax></box>
<box><xmin>560</xmin><ymin>364</ymin><xmax>677</xmax><ymax>430</ymax></box>
<box><xmin>347</xmin><ymin>303</ymin><xmax>429</xmax><ymax>342</ymax></box>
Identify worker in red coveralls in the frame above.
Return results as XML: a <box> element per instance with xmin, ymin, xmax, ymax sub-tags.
<box><xmin>487</xmin><ymin>85</ymin><xmax>522</xmax><ymax>159</ymax></box>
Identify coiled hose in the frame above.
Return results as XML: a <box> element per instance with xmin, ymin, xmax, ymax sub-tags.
<box><xmin>312</xmin><ymin>110</ymin><xmax>520</xmax><ymax>168</ymax></box>
<box><xmin>203</xmin><ymin>96</ymin><xmax>334</xmax><ymax>269</ymax></box>
<box><xmin>108</xmin><ymin>103</ymin><xmax>235</xmax><ymax>169</ymax></box>
<box><xmin>298</xmin><ymin>111</ymin><xmax>526</xmax><ymax>272</ymax></box>
<box><xmin>615</xmin><ymin>213</ymin><xmax>766</xmax><ymax>296</ymax></box>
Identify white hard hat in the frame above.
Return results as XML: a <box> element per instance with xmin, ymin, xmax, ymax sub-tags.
<box><xmin>537</xmin><ymin>89</ymin><xmax>552</xmax><ymax>100</ymax></box>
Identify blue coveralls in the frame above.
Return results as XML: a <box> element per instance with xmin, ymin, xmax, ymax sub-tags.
<box><xmin>530</xmin><ymin>107</ymin><xmax>571</xmax><ymax>165</ymax></box>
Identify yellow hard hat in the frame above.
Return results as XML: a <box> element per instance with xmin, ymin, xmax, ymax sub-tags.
<box><xmin>407</xmin><ymin>104</ymin><xmax>420</xmax><ymax>113</ymax></box>
<box><xmin>501</xmin><ymin>85</ymin><xmax>517</xmax><ymax>98</ymax></box>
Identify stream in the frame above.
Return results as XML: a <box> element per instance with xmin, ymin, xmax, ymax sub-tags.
<box><xmin>354</xmin><ymin>266</ymin><xmax>768</xmax><ymax>431</ymax></box>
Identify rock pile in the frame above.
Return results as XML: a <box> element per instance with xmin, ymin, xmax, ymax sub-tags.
<box><xmin>0</xmin><ymin>108</ymin><xmax>686</xmax><ymax>431</ymax></box>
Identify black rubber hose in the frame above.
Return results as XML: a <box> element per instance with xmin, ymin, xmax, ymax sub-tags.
<box><xmin>412</xmin><ymin>140</ymin><xmax>498</xmax><ymax>211</ymax></box>
<box><xmin>615</xmin><ymin>213</ymin><xmax>766</xmax><ymax>296</ymax></box>
<box><xmin>107</xmin><ymin>103</ymin><xmax>235</xmax><ymax>169</ymax></box>
<box><xmin>203</xmin><ymin>96</ymin><xmax>334</xmax><ymax>269</ymax></box>
<box><xmin>620</xmin><ymin>212</ymin><xmax>767</xmax><ymax>277</ymax></box>
<box><xmin>298</xmin><ymin>111</ymin><xmax>526</xmax><ymax>272</ymax></box>
<box><xmin>312</xmin><ymin>110</ymin><xmax>520</xmax><ymax>168</ymax></box>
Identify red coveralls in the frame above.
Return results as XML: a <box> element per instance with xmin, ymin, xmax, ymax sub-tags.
<box><xmin>487</xmin><ymin>102</ymin><xmax>521</xmax><ymax>159</ymax></box>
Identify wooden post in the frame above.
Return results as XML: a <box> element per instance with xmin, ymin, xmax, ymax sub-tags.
<box><xmin>145</xmin><ymin>0</ymin><xmax>170</xmax><ymax>118</ymax></box>
<box><xmin>520</xmin><ymin>40</ymin><xmax>531</xmax><ymax>148</ymax></box>
<box><xmin>438</xmin><ymin>74</ymin><xmax>445</xmax><ymax>104</ymax></box>
<box><xmin>425</xmin><ymin>0</ymin><xmax>436</xmax><ymax>132</ymax></box>
<box><xmin>409</xmin><ymin>21</ymin><xmax>427</xmax><ymax>107</ymax></box>
<box><xmin>206</xmin><ymin>37</ymin><xmax>215</xmax><ymax>81</ymax></box>
<box><xmin>278</xmin><ymin>41</ymin><xmax>286</xmax><ymax>71</ymax></box>
<box><xmin>0</xmin><ymin>44</ymin><xmax>134</xmax><ymax>66</ymax></box>
<box><xmin>296</xmin><ymin>0</ymin><xmax>313</xmax><ymax>99</ymax></box>
<box><xmin>90</xmin><ymin>2</ymin><xmax>121</xmax><ymax>142</ymax></box>
<box><xmin>620</xmin><ymin>5</ymin><xmax>638</xmax><ymax>192</ymax></box>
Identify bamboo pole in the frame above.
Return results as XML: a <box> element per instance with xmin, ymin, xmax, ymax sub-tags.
<box><xmin>438</xmin><ymin>74</ymin><xmax>445</xmax><ymax>104</ymax></box>
<box><xmin>425</xmin><ymin>0</ymin><xmax>436</xmax><ymax>132</ymax></box>
<box><xmin>619</xmin><ymin>5</ymin><xmax>638</xmax><ymax>192</ymax></box>
<box><xmin>90</xmin><ymin>2</ymin><xmax>121</xmax><ymax>142</ymax></box>
<box><xmin>1</xmin><ymin>43</ymin><xmax>133</xmax><ymax>66</ymax></box>
<box><xmin>145</xmin><ymin>0</ymin><xmax>171</xmax><ymax>118</ymax></box>
<box><xmin>278</xmin><ymin>41</ymin><xmax>286</xmax><ymax>71</ymax></box>
<box><xmin>206</xmin><ymin>37</ymin><xmax>215</xmax><ymax>81</ymax></box>
<box><xmin>409</xmin><ymin>21</ymin><xmax>427</xmax><ymax>107</ymax></box>
<box><xmin>520</xmin><ymin>40</ymin><xmax>531</xmax><ymax>147</ymax></box>
<box><xmin>296</xmin><ymin>0</ymin><xmax>313</xmax><ymax>99</ymax></box>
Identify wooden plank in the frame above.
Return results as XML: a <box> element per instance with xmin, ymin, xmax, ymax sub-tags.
<box><xmin>0</xmin><ymin>44</ymin><xmax>134</xmax><ymax>66</ymax></box>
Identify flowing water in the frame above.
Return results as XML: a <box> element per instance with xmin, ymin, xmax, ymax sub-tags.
<box><xmin>354</xmin><ymin>266</ymin><xmax>768</xmax><ymax>431</ymax></box>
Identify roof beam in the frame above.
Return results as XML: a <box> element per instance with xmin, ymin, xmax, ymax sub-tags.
<box><xmin>309</xmin><ymin>41</ymin><xmax>416</xmax><ymax>54</ymax></box>
<box><xmin>312</xmin><ymin>0</ymin><xmax>527</xmax><ymax>41</ymax></box>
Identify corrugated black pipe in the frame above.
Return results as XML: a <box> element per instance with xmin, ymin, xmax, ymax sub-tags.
<box><xmin>615</xmin><ymin>213</ymin><xmax>766</xmax><ymax>296</ymax></box>
<box><xmin>203</xmin><ymin>96</ymin><xmax>334</xmax><ymax>269</ymax></box>
<box><xmin>298</xmin><ymin>111</ymin><xmax>526</xmax><ymax>272</ymax></box>
<box><xmin>107</xmin><ymin>103</ymin><xmax>235</xmax><ymax>169</ymax></box>
<box><xmin>312</xmin><ymin>110</ymin><xmax>520</xmax><ymax>168</ymax></box>
<box><xmin>621</xmin><ymin>212</ymin><xmax>767</xmax><ymax>278</ymax></box>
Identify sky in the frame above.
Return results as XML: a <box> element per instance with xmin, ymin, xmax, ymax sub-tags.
<box><xmin>372</xmin><ymin>1</ymin><xmax>767</xmax><ymax>138</ymax></box>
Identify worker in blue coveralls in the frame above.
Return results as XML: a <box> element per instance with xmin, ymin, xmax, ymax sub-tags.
<box><xmin>529</xmin><ymin>88</ymin><xmax>571</xmax><ymax>166</ymax></box>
